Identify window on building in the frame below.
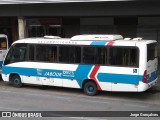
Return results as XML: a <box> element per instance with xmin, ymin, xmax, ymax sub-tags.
<box><xmin>27</xmin><ymin>18</ymin><xmax>62</xmax><ymax>37</ymax></box>
<box><xmin>109</xmin><ymin>47</ymin><xmax>138</xmax><ymax>67</ymax></box>
<box><xmin>59</xmin><ymin>46</ymin><xmax>81</xmax><ymax>63</ymax></box>
<box><xmin>28</xmin><ymin>26</ymin><xmax>45</xmax><ymax>37</ymax></box>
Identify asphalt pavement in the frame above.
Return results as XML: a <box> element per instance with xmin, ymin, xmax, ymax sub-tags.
<box><xmin>0</xmin><ymin>77</ymin><xmax>160</xmax><ymax>120</ymax></box>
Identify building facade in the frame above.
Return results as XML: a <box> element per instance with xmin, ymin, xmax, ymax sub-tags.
<box><xmin>0</xmin><ymin>0</ymin><xmax>160</xmax><ymax>47</ymax></box>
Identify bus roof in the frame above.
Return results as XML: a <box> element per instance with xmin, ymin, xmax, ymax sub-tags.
<box><xmin>13</xmin><ymin>35</ymin><xmax>157</xmax><ymax>47</ymax></box>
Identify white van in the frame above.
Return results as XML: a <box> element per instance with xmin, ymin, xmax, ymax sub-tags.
<box><xmin>0</xmin><ymin>34</ymin><xmax>8</xmax><ymax>72</ymax></box>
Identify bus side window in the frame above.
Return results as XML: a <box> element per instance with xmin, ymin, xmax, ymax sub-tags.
<box><xmin>59</xmin><ymin>46</ymin><xmax>69</xmax><ymax>63</ymax></box>
<box><xmin>47</xmin><ymin>46</ymin><xmax>57</xmax><ymax>62</ymax></box>
<box><xmin>35</xmin><ymin>45</ymin><xmax>57</xmax><ymax>63</ymax></box>
<box><xmin>109</xmin><ymin>47</ymin><xmax>138</xmax><ymax>67</ymax></box>
<box><xmin>36</xmin><ymin>45</ymin><xmax>45</xmax><ymax>61</ymax></box>
<box><xmin>29</xmin><ymin>45</ymin><xmax>35</xmax><ymax>61</ymax></box>
<box><xmin>83</xmin><ymin>47</ymin><xmax>105</xmax><ymax>65</ymax></box>
<box><xmin>59</xmin><ymin>46</ymin><xmax>81</xmax><ymax>64</ymax></box>
<box><xmin>83</xmin><ymin>47</ymin><xmax>95</xmax><ymax>64</ymax></box>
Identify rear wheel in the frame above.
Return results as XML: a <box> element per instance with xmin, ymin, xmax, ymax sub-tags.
<box><xmin>84</xmin><ymin>81</ymin><xmax>98</xmax><ymax>96</ymax></box>
<box><xmin>10</xmin><ymin>75</ymin><xmax>22</xmax><ymax>88</ymax></box>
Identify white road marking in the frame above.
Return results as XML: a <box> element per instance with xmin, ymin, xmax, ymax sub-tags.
<box><xmin>124</xmin><ymin>104</ymin><xmax>147</xmax><ymax>108</ymax></box>
<box><xmin>0</xmin><ymin>106</ymin><xmax>22</xmax><ymax>111</ymax></box>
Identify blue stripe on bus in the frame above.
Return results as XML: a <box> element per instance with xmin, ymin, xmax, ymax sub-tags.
<box><xmin>90</xmin><ymin>41</ymin><xmax>107</xmax><ymax>46</ymax></box>
<box><xmin>74</xmin><ymin>65</ymin><xmax>93</xmax><ymax>87</ymax></box>
<box><xmin>3</xmin><ymin>65</ymin><xmax>158</xmax><ymax>86</ymax></box>
<box><xmin>2</xmin><ymin>66</ymin><xmax>37</xmax><ymax>77</ymax></box>
<box><xmin>97</xmin><ymin>73</ymin><xmax>142</xmax><ymax>85</ymax></box>
<box><xmin>2</xmin><ymin>65</ymin><xmax>93</xmax><ymax>88</ymax></box>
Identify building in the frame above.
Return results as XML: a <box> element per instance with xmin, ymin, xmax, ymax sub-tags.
<box><xmin>0</xmin><ymin>0</ymin><xmax>160</xmax><ymax>49</ymax></box>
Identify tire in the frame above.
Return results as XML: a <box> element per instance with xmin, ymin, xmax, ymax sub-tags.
<box><xmin>10</xmin><ymin>75</ymin><xmax>23</xmax><ymax>88</ymax></box>
<box><xmin>84</xmin><ymin>81</ymin><xmax>98</xmax><ymax>96</ymax></box>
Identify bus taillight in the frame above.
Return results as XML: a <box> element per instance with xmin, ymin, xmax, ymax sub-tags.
<box><xmin>142</xmin><ymin>70</ymin><xmax>147</xmax><ymax>83</ymax></box>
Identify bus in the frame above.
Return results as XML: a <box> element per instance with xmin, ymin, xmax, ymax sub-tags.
<box><xmin>1</xmin><ymin>35</ymin><xmax>158</xmax><ymax>96</ymax></box>
<box><xmin>0</xmin><ymin>34</ymin><xmax>8</xmax><ymax>72</ymax></box>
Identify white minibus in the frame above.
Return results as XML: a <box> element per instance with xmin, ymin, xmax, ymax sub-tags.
<box><xmin>2</xmin><ymin>35</ymin><xmax>158</xmax><ymax>95</ymax></box>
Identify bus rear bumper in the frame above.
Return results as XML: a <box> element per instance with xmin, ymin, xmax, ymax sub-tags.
<box><xmin>138</xmin><ymin>77</ymin><xmax>158</xmax><ymax>92</ymax></box>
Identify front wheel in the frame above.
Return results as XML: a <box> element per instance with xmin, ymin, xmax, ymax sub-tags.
<box><xmin>10</xmin><ymin>75</ymin><xmax>23</xmax><ymax>88</ymax></box>
<box><xmin>84</xmin><ymin>81</ymin><xmax>98</xmax><ymax>96</ymax></box>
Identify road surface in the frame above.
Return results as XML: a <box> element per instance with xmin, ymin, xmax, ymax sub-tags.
<box><xmin>0</xmin><ymin>80</ymin><xmax>160</xmax><ymax>120</ymax></box>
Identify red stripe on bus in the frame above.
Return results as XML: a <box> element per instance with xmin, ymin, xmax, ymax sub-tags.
<box><xmin>107</xmin><ymin>41</ymin><xmax>114</xmax><ymax>46</ymax></box>
<box><xmin>89</xmin><ymin>65</ymin><xmax>102</xmax><ymax>90</ymax></box>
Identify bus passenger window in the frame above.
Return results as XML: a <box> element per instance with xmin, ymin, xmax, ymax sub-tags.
<box><xmin>48</xmin><ymin>46</ymin><xmax>57</xmax><ymax>62</ymax></box>
<box><xmin>109</xmin><ymin>47</ymin><xmax>138</xmax><ymax>67</ymax></box>
<box><xmin>35</xmin><ymin>45</ymin><xmax>57</xmax><ymax>62</ymax></box>
<box><xmin>29</xmin><ymin>45</ymin><xmax>34</xmax><ymax>61</ymax></box>
<box><xmin>83</xmin><ymin>47</ymin><xmax>106</xmax><ymax>65</ymax></box>
<box><xmin>59</xmin><ymin>46</ymin><xmax>81</xmax><ymax>64</ymax></box>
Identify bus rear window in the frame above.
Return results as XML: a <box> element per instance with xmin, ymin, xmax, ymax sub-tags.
<box><xmin>147</xmin><ymin>43</ymin><xmax>157</xmax><ymax>61</ymax></box>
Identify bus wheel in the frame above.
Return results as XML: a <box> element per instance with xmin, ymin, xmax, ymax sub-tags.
<box><xmin>84</xmin><ymin>81</ymin><xmax>98</xmax><ymax>96</ymax></box>
<box><xmin>11</xmin><ymin>75</ymin><xmax>22</xmax><ymax>88</ymax></box>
